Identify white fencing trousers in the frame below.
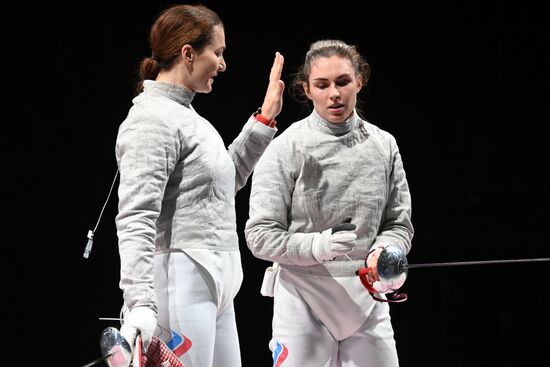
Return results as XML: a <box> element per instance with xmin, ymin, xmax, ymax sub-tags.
<box><xmin>154</xmin><ymin>249</ymin><xmax>243</xmax><ymax>367</ymax></box>
<box><xmin>269</xmin><ymin>267</ymin><xmax>399</xmax><ymax>367</ymax></box>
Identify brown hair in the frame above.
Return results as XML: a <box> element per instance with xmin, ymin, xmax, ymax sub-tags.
<box><xmin>136</xmin><ymin>4</ymin><xmax>223</xmax><ymax>94</ymax></box>
<box><xmin>289</xmin><ymin>39</ymin><xmax>371</xmax><ymax>118</ymax></box>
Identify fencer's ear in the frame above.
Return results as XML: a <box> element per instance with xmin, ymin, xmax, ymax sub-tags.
<box><xmin>182</xmin><ymin>45</ymin><xmax>194</xmax><ymax>63</ymax></box>
<box><xmin>303</xmin><ymin>82</ymin><xmax>312</xmax><ymax>100</ymax></box>
<box><xmin>356</xmin><ymin>75</ymin><xmax>363</xmax><ymax>93</ymax></box>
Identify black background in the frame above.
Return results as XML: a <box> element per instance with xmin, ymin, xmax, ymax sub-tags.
<box><xmin>8</xmin><ymin>0</ymin><xmax>549</xmax><ymax>366</ymax></box>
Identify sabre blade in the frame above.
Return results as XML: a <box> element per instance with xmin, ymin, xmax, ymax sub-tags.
<box><xmin>405</xmin><ymin>257</ymin><xmax>550</xmax><ymax>269</ymax></box>
<box><xmin>81</xmin><ymin>353</ymin><xmax>113</xmax><ymax>367</ymax></box>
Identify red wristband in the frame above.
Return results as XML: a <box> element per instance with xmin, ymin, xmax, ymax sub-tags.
<box><xmin>254</xmin><ymin>108</ymin><xmax>276</xmax><ymax>127</ymax></box>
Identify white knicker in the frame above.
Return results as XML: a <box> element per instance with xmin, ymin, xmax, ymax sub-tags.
<box><xmin>269</xmin><ymin>267</ymin><xmax>399</xmax><ymax>367</ymax></box>
<box><xmin>154</xmin><ymin>249</ymin><xmax>243</xmax><ymax>367</ymax></box>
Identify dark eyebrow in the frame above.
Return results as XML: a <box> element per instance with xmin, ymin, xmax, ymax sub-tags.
<box><xmin>211</xmin><ymin>45</ymin><xmax>225</xmax><ymax>54</ymax></box>
<box><xmin>312</xmin><ymin>74</ymin><xmax>352</xmax><ymax>82</ymax></box>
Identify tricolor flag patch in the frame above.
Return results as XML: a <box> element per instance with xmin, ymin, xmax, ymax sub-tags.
<box><xmin>273</xmin><ymin>340</ymin><xmax>288</xmax><ymax>367</ymax></box>
<box><xmin>165</xmin><ymin>330</ymin><xmax>192</xmax><ymax>357</ymax></box>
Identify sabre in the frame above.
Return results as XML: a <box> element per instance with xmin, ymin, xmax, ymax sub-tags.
<box><xmin>81</xmin><ymin>325</ymin><xmax>187</xmax><ymax>367</ymax></box>
<box><xmin>405</xmin><ymin>257</ymin><xmax>550</xmax><ymax>269</ymax></box>
<box><xmin>81</xmin><ymin>353</ymin><xmax>114</xmax><ymax>367</ymax></box>
<box><xmin>80</xmin><ymin>327</ymin><xmax>132</xmax><ymax>367</ymax></box>
<box><xmin>355</xmin><ymin>245</ymin><xmax>550</xmax><ymax>303</ymax></box>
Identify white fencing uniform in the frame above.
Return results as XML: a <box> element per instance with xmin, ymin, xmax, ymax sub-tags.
<box><xmin>116</xmin><ymin>81</ymin><xmax>277</xmax><ymax>367</ymax></box>
<box><xmin>245</xmin><ymin>109</ymin><xmax>413</xmax><ymax>366</ymax></box>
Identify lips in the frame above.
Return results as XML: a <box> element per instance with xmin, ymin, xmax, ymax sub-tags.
<box><xmin>329</xmin><ymin>104</ymin><xmax>345</xmax><ymax>114</ymax></box>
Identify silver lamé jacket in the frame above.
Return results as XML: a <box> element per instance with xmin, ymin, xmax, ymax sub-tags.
<box><xmin>116</xmin><ymin>81</ymin><xmax>276</xmax><ymax>311</ymax></box>
<box><xmin>245</xmin><ymin>109</ymin><xmax>413</xmax><ymax>277</ymax></box>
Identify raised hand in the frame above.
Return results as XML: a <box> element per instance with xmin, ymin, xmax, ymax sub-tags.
<box><xmin>259</xmin><ymin>52</ymin><xmax>285</xmax><ymax>121</ymax></box>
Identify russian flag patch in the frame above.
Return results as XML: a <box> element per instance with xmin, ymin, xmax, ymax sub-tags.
<box><xmin>273</xmin><ymin>340</ymin><xmax>288</xmax><ymax>367</ymax></box>
<box><xmin>165</xmin><ymin>330</ymin><xmax>192</xmax><ymax>357</ymax></box>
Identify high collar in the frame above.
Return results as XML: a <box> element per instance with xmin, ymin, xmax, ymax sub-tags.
<box><xmin>311</xmin><ymin>109</ymin><xmax>360</xmax><ymax>136</ymax></box>
<box><xmin>142</xmin><ymin>80</ymin><xmax>195</xmax><ymax>107</ymax></box>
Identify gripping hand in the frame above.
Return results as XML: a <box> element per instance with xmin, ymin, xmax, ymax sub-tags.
<box><xmin>120</xmin><ymin>306</ymin><xmax>157</xmax><ymax>353</ymax></box>
<box><xmin>313</xmin><ymin>218</ymin><xmax>357</xmax><ymax>263</ymax></box>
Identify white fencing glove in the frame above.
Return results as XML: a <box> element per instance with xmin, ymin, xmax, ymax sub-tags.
<box><xmin>120</xmin><ymin>306</ymin><xmax>157</xmax><ymax>353</ymax></box>
<box><xmin>312</xmin><ymin>218</ymin><xmax>357</xmax><ymax>263</ymax></box>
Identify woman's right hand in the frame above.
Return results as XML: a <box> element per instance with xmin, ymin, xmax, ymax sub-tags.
<box><xmin>259</xmin><ymin>52</ymin><xmax>285</xmax><ymax>121</ymax></box>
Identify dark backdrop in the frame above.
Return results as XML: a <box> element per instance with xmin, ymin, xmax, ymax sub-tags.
<box><xmin>8</xmin><ymin>0</ymin><xmax>549</xmax><ymax>366</ymax></box>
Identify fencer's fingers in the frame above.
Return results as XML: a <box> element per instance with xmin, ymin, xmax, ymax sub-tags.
<box><xmin>120</xmin><ymin>326</ymin><xmax>138</xmax><ymax>353</ymax></box>
<box><xmin>270</xmin><ymin>52</ymin><xmax>283</xmax><ymax>74</ymax></box>
<box><xmin>277</xmin><ymin>80</ymin><xmax>285</xmax><ymax>95</ymax></box>
<box><xmin>141</xmin><ymin>336</ymin><xmax>152</xmax><ymax>353</ymax></box>
<box><xmin>332</xmin><ymin>222</ymin><xmax>356</xmax><ymax>233</ymax></box>
<box><xmin>367</xmin><ymin>247</ymin><xmax>383</xmax><ymax>268</ymax></box>
<box><xmin>269</xmin><ymin>52</ymin><xmax>284</xmax><ymax>82</ymax></box>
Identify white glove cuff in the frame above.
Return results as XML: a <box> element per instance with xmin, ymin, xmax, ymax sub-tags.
<box><xmin>312</xmin><ymin>228</ymin><xmax>334</xmax><ymax>263</ymax></box>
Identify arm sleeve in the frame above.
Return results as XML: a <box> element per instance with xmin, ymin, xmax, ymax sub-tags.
<box><xmin>244</xmin><ymin>137</ymin><xmax>321</xmax><ymax>266</ymax></box>
<box><xmin>371</xmin><ymin>136</ymin><xmax>414</xmax><ymax>254</ymax></box>
<box><xmin>115</xmin><ymin>118</ymin><xmax>180</xmax><ymax>312</ymax></box>
<box><xmin>227</xmin><ymin>117</ymin><xmax>277</xmax><ymax>193</ymax></box>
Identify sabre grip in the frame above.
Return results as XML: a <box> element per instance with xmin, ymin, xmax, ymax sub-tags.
<box><xmin>331</xmin><ymin>217</ymin><xmax>356</xmax><ymax>233</ymax></box>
